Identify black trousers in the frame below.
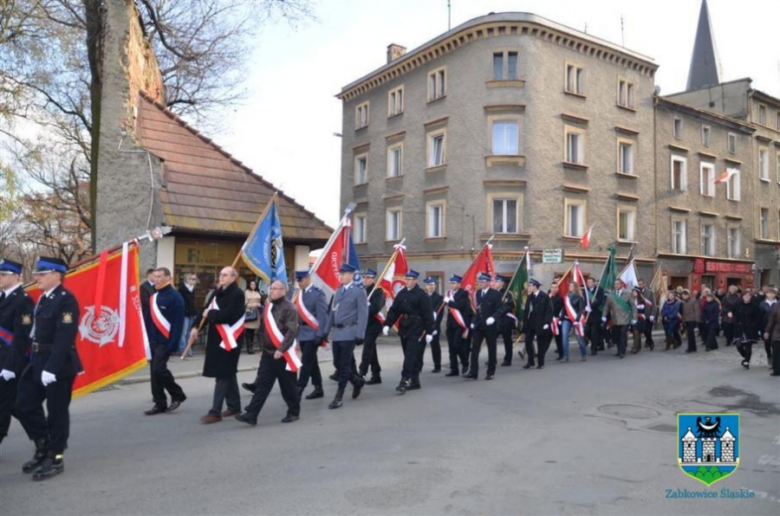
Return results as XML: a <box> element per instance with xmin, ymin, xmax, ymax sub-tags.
<box><xmin>764</xmin><ymin>337</ymin><xmax>774</xmax><ymax>362</ymax></box>
<box><xmin>643</xmin><ymin>320</ymin><xmax>655</xmax><ymax>347</ymax></box>
<box><xmin>400</xmin><ymin>334</ymin><xmax>424</xmax><ymax>381</ymax></box>
<box><xmin>585</xmin><ymin>318</ymin><xmax>603</xmax><ymax>353</ymax></box>
<box><xmin>771</xmin><ymin>340</ymin><xmax>780</xmax><ymax>374</ymax></box>
<box><xmin>15</xmin><ymin>367</ymin><xmax>75</xmax><ymax>454</ymax></box>
<box><xmin>470</xmin><ymin>328</ymin><xmax>497</xmax><ymax>376</ymax></box>
<box><xmin>723</xmin><ymin>322</ymin><xmax>735</xmax><ymax>345</ymax></box>
<box><xmin>685</xmin><ymin>321</ymin><xmax>698</xmax><ymax>351</ymax></box>
<box><xmin>0</xmin><ymin>376</ymin><xmax>33</xmax><ymax>443</ymax></box>
<box><xmin>736</xmin><ymin>340</ymin><xmax>754</xmax><ymax>363</ymax></box>
<box><xmin>245</xmin><ymin>353</ymin><xmax>300</xmax><ymax>418</ymax></box>
<box><xmin>446</xmin><ymin>325</ymin><xmax>469</xmax><ymax>373</ymax></box>
<box><xmin>499</xmin><ymin>324</ymin><xmax>513</xmax><ymax>363</ymax></box>
<box><xmin>553</xmin><ymin>332</ymin><xmax>563</xmax><ymax>358</ymax></box>
<box><xmin>244</xmin><ymin>329</ymin><xmax>256</xmax><ymax>352</ymax></box>
<box><xmin>611</xmin><ymin>325</ymin><xmax>629</xmax><ymax>357</ymax></box>
<box><xmin>359</xmin><ymin>330</ymin><xmax>382</xmax><ymax>377</ymax></box>
<box><xmin>705</xmin><ymin>324</ymin><xmax>719</xmax><ymax>349</ymax></box>
<box><xmin>423</xmin><ymin>330</ymin><xmax>442</xmax><ymax>369</ymax></box>
<box><xmin>524</xmin><ymin>328</ymin><xmax>552</xmax><ymax>366</ymax></box>
<box><xmin>297</xmin><ymin>340</ymin><xmax>323</xmax><ymax>389</ymax></box>
<box><xmin>332</xmin><ymin>340</ymin><xmax>361</xmax><ymax>390</ymax></box>
<box><xmin>150</xmin><ymin>344</ymin><xmax>186</xmax><ymax>408</ymax></box>
<box><xmin>209</xmin><ymin>376</ymin><xmax>241</xmax><ymax>416</ymax></box>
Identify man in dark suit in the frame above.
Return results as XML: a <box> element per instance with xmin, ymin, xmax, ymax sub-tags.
<box><xmin>444</xmin><ymin>275</ymin><xmax>472</xmax><ymax>376</ymax></box>
<box><xmin>584</xmin><ymin>276</ymin><xmax>605</xmax><ymax>355</ymax></box>
<box><xmin>140</xmin><ymin>268</ymin><xmax>156</xmax><ymax>321</ymax></box>
<box><xmin>465</xmin><ymin>273</ymin><xmax>505</xmax><ymax>380</ymax></box>
<box><xmin>359</xmin><ymin>269</ymin><xmax>385</xmax><ymax>384</ymax></box>
<box><xmin>522</xmin><ymin>279</ymin><xmax>554</xmax><ymax>369</ymax></box>
<box><xmin>15</xmin><ymin>256</ymin><xmax>81</xmax><ymax>480</ymax></box>
<box><xmin>423</xmin><ymin>277</ymin><xmax>444</xmax><ymax>373</ymax></box>
<box><xmin>494</xmin><ymin>275</ymin><xmax>517</xmax><ymax>366</ymax></box>
<box><xmin>295</xmin><ymin>269</ymin><xmax>329</xmax><ymax>401</ymax></box>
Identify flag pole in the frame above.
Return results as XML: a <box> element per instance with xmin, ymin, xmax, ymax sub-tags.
<box><xmin>368</xmin><ymin>237</ymin><xmax>405</xmax><ymax>301</ymax></box>
<box><xmin>501</xmin><ymin>247</ymin><xmax>528</xmax><ymax>302</ymax></box>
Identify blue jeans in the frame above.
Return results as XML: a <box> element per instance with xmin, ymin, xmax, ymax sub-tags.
<box><xmin>179</xmin><ymin>316</ymin><xmax>195</xmax><ymax>355</ymax></box>
<box><xmin>562</xmin><ymin>320</ymin><xmax>586</xmax><ymax>359</ymax></box>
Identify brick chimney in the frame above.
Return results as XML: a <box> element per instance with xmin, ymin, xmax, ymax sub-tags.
<box><xmin>387</xmin><ymin>43</ymin><xmax>407</xmax><ymax>63</ymax></box>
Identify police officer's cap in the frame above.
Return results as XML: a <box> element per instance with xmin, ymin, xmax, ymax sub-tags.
<box><xmin>295</xmin><ymin>270</ymin><xmax>311</xmax><ymax>281</ymax></box>
<box><xmin>32</xmin><ymin>256</ymin><xmax>67</xmax><ymax>275</ymax></box>
<box><xmin>495</xmin><ymin>275</ymin><xmax>510</xmax><ymax>283</ymax></box>
<box><xmin>477</xmin><ymin>272</ymin><xmax>491</xmax><ymax>282</ymax></box>
<box><xmin>363</xmin><ymin>268</ymin><xmax>377</xmax><ymax>278</ymax></box>
<box><xmin>423</xmin><ymin>276</ymin><xmax>436</xmax><ymax>285</ymax></box>
<box><xmin>449</xmin><ymin>274</ymin><xmax>463</xmax><ymax>283</ymax></box>
<box><xmin>338</xmin><ymin>263</ymin><xmax>357</xmax><ymax>274</ymax></box>
<box><xmin>529</xmin><ymin>279</ymin><xmax>542</xmax><ymax>288</ymax></box>
<box><xmin>0</xmin><ymin>258</ymin><xmax>23</xmax><ymax>275</ymax></box>
<box><xmin>405</xmin><ymin>270</ymin><xmax>420</xmax><ymax>279</ymax></box>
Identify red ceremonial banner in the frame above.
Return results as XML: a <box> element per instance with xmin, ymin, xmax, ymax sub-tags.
<box><xmin>26</xmin><ymin>244</ymin><xmax>149</xmax><ymax>398</ymax></box>
<box><xmin>461</xmin><ymin>245</ymin><xmax>495</xmax><ymax>308</ymax></box>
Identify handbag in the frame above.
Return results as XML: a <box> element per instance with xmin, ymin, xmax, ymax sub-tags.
<box><xmin>245</xmin><ymin>307</ymin><xmax>259</xmax><ymax>322</ymax></box>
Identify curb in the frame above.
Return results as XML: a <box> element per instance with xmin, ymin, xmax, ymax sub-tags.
<box><xmin>116</xmin><ymin>365</ymin><xmax>259</xmax><ymax>386</ymax></box>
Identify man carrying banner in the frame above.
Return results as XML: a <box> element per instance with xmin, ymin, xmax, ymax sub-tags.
<box><xmin>637</xmin><ymin>279</ymin><xmax>657</xmax><ymax>350</ymax></box>
<box><xmin>444</xmin><ymin>275</ymin><xmax>472</xmax><ymax>376</ymax></box>
<box><xmin>144</xmin><ymin>268</ymin><xmax>187</xmax><ymax>416</ymax></box>
<box><xmin>359</xmin><ymin>269</ymin><xmax>385</xmax><ymax>384</ymax></box>
<box><xmin>193</xmin><ymin>266</ymin><xmax>244</xmax><ymax>424</ymax></box>
<box><xmin>465</xmin><ymin>273</ymin><xmax>505</xmax><ymax>380</ymax></box>
<box><xmin>0</xmin><ymin>259</ymin><xmax>35</xmax><ymax>459</ymax></box>
<box><xmin>602</xmin><ymin>279</ymin><xmax>637</xmax><ymax>359</ymax></box>
<box><xmin>15</xmin><ymin>257</ymin><xmax>81</xmax><ymax>480</ymax></box>
<box><xmin>494</xmin><ymin>275</ymin><xmax>516</xmax><ymax>367</ymax></box>
<box><xmin>522</xmin><ymin>279</ymin><xmax>554</xmax><ymax>369</ymax></box>
<box><xmin>294</xmin><ymin>270</ymin><xmax>329</xmax><ymax>401</ymax></box>
<box><xmin>584</xmin><ymin>276</ymin><xmax>605</xmax><ymax>356</ymax></box>
<box><xmin>236</xmin><ymin>280</ymin><xmax>300</xmax><ymax>425</ymax></box>
<box><xmin>423</xmin><ymin>277</ymin><xmax>444</xmax><ymax>373</ymax></box>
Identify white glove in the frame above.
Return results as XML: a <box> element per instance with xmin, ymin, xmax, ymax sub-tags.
<box><xmin>0</xmin><ymin>369</ymin><xmax>15</xmax><ymax>382</ymax></box>
<box><xmin>432</xmin><ymin>330</ymin><xmax>438</xmax><ymax>336</ymax></box>
<box><xmin>486</xmin><ymin>317</ymin><xmax>495</xmax><ymax>326</ymax></box>
<box><xmin>649</xmin><ymin>316</ymin><xmax>655</xmax><ymax>322</ymax></box>
<box><xmin>601</xmin><ymin>317</ymin><xmax>607</xmax><ymax>323</ymax></box>
<box><xmin>543</xmin><ymin>324</ymin><xmax>549</xmax><ymax>330</ymax></box>
<box><xmin>41</xmin><ymin>371</ymin><xmax>57</xmax><ymax>386</ymax></box>
<box><xmin>631</xmin><ymin>320</ymin><xmax>637</xmax><ymax>326</ymax></box>
<box><xmin>382</xmin><ymin>326</ymin><xmax>390</xmax><ymax>336</ymax></box>
<box><xmin>470</xmin><ymin>323</ymin><xmax>475</xmax><ymax>329</ymax></box>
<box><xmin>585</xmin><ymin>306</ymin><xmax>592</xmax><ymax>313</ymax></box>
<box><xmin>425</xmin><ymin>335</ymin><xmax>433</xmax><ymax>344</ymax></box>
<box><xmin>443</xmin><ymin>296</ymin><xmax>451</xmax><ymax>304</ymax></box>
<box><xmin>432</xmin><ymin>311</ymin><xmax>437</xmax><ymax>321</ymax></box>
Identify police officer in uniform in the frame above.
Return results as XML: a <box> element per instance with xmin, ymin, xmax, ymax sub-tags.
<box><xmin>494</xmin><ymin>275</ymin><xmax>517</xmax><ymax>367</ymax></box>
<box><xmin>0</xmin><ymin>259</ymin><xmax>35</xmax><ymax>460</ymax></box>
<box><xmin>383</xmin><ymin>270</ymin><xmax>434</xmax><ymax>394</ymax></box>
<box><xmin>522</xmin><ymin>279</ymin><xmax>554</xmax><ymax>369</ymax></box>
<box><xmin>423</xmin><ymin>277</ymin><xmax>444</xmax><ymax>373</ymax></box>
<box><xmin>294</xmin><ymin>270</ymin><xmax>329</xmax><ymax>401</ymax></box>
<box><xmin>15</xmin><ymin>256</ymin><xmax>81</xmax><ymax>480</ymax></box>
<box><xmin>359</xmin><ymin>269</ymin><xmax>385</xmax><ymax>385</ymax></box>
<box><xmin>444</xmin><ymin>275</ymin><xmax>472</xmax><ymax>376</ymax></box>
<box><xmin>464</xmin><ymin>273</ymin><xmax>505</xmax><ymax>380</ymax></box>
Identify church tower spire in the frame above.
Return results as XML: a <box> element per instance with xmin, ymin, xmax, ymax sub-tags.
<box><xmin>687</xmin><ymin>0</ymin><xmax>723</xmax><ymax>90</ymax></box>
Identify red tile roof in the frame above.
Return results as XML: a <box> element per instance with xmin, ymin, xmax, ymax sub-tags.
<box><xmin>135</xmin><ymin>92</ymin><xmax>332</xmax><ymax>242</ymax></box>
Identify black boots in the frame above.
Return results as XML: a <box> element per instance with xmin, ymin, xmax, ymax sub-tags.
<box><xmin>32</xmin><ymin>452</ymin><xmax>64</xmax><ymax>481</ymax></box>
<box><xmin>395</xmin><ymin>378</ymin><xmax>409</xmax><ymax>394</ymax></box>
<box><xmin>329</xmin><ymin>387</ymin><xmax>344</xmax><ymax>409</ymax></box>
<box><xmin>366</xmin><ymin>375</ymin><xmax>382</xmax><ymax>385</ymax></box>
<box><xmin>22</xmin><ymin>438</ymin><xmax>48</xmax><ymax>474</ymax></box>
<box><xmin>305</xmin><ymin>386</ymin><xmax>324</xmax><ymax>400</ymax></box>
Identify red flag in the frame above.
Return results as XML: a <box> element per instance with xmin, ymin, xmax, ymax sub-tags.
<box><xmin>581</xmin><ymin>224</ymin><xmax>595</xmax><ymax>249</ymax></box>
<box><xmin>26</xmin><ymin>243</ymin><xmax>149</xmax><ymax>398</ymax></box>
<box><xmin>311</xmin><ymin>223</ymin><xmax>351</xmax><ymax>300</ymax></box>
<box><xmin>714</xmin><ymin>168</ymin><xmax>737</xmax><ymax>184</ymax></box>
<box><xmin>380</xmin><ymin>244</ymin><xmax>408</xmax><ymax>303</ymax></box>
<box><xmin>555</xmin><ymin>265</ymin><xmax>585</xmax><ymax>338</ymax></box>
<box><xmin>461</xmin><ymin>244</ymin><xmax>495</xmax><ymax>308</ymax></box>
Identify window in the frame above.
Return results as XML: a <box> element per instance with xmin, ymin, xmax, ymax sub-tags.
<box><xmin>673</xmin><ymin>117</ymin><xmax>683</xmax><ymax>139</ymax></box>
<box><xmin>355</xmin><ymin>102</ymin><xmax>369</xmax><ymax>129</ymax></box>
<box><xmin>492</xmin><ymin>199</ymin><xmax>518</xmax><ymax>234</ymax></box>
<box><xmin>427</xmin><ymin>130</ymin><xmax>446</xmax><ymax>167</ymax></box>
<box><xmin>386</xmin><ymin>209</ymin><xmax>402</xmax><ymax>241</ymax></box>
<box><xmin>427</xmin><ymin>202</ymin><xmax>445</xmax><ymax>238</ymax></box>
<box><xmin>565</xmin><ymin>130</ymin><xmax>585</xmax><ymax>164</ymax></box>
<box><xmin>701</xmin><ymin>223</ymin><xmax>715</xmax><ymax>256</ymax></box>
<box><xmin>493</xmin><ymin>51</ymin><xmax>518</xmax><ymax>80</ymax></box>
<box><xmin>726</xmin><ymin>168</ymin><xmax>741</xmax><ymax>201</ymax></box>
<box><xmin>727</xmin><ymin>133</ymin><xmax>737</xmax><ymax>154</ymax></box>
<box><xmin>354</xmin><ymin>154</ymin><xmax>368</xmax><ymax>184</ymax></box>
<box><xmin>671</xmin><ymin>156</ymin><xmax>687</xmax><ymax>191</ymax></box>
<box><xmin>672</xmin><ymin>219</ymin><xmax>687</xmax><ymax>254</ymax></box>
<box><xmin>758</xmin><ymin>104</ymin><xmax>767</xmax><ymax>125</ymax></box>
<box><xmin>618</xmin><ymin>141</ymin><xmax>634</xmax><ymax>174</ymax></box>
<box><xmin>777</xmin><ymin>153</ymin><xmax>780</xmax><ymax>183</ymax></box>
<box><xmin>701</xmin><ymin>125</ymin><xmax>711</xmax><ymax>147</ymax></box>
<box><xmin>565</xmin><ymin>64</ymin><xmax>584</xmax><ymax>94</ymax></box>
<box><xmin>564</xmin><ymin>200</ymin><xmax>586</xmax><ymax>237</ymax></box>
<box><xmin>759</xmin><ymin>148</ymin><xmax>769</xmax><ymax>181</ymax></box>
<box><xmin>760</xmin><ymin>208</ymin><xmax>769</xmax><ymax>239</ymax></box>
<box><xmin>428</xmin><ymin>67</ymin><xmax>446</xmax><ymax>101</ymax></box>
<box><xmin>617</xmin><ymin>207</ymin><xmax>636</xmax><ymax>242</ymax></box>
<box><xmin>387</xmin><ymin>144</ymin><xmax>403</xmax><ymax>177</ymax></box>
<box><xmin>699</xmin><ymin>162</ymin><xmax>715</xmax><ymax>197</ymax></box>
<box><xmin>353</xmin><ymin>213</ymin><xmax>367</xmax><ymax>244</ymax></box>
<box><xmin>727</xmin><ymin>227</ymin><xmax>740</xmax><ymax>258</ymax></box>
<box><xmin>388</xmin><ymin>86</ymin><xmax>404</xmax><ymax>116</ymax></box>
<box><xmin>492</xmin><ymin>120</ymin><xmax>519</xmax><ymax>155</ymax></box>
<box><xmin>618</xmin><ymin>79</ymin><xmax>635</xmax><ymax>108</ymax></box>
<box><xmin>777</xmin><ymin>112</ymin><xmax>780</xmax><ymax>130</ymax></box>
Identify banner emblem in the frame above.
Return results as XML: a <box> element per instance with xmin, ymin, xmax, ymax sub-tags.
<box><xmin>79</xmin><ymin>305</ymin><xmax>121</xmax><ymax>346</ymax></box>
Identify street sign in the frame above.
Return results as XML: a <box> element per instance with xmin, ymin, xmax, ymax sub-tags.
<box><xmin>542</xmin><ymin>248</ymin><xmax>564</xmax><ymax>264</ymax></box>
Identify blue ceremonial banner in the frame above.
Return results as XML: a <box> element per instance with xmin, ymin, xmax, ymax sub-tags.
<box><xmin>347</xmin><ymin>232</ymin><xmax>361</xmax><ymax>283</ymax></box>
<box><xmin>241</xmin><ymin>195</ymin><xmax>288</xmax><ymax>284</ymax></box>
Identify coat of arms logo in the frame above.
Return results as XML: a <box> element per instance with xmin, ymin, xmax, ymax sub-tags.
<box><xmin>678</xmin><ymin>413</ymin><xmax>740</xmax><ymax>486</ymax></box>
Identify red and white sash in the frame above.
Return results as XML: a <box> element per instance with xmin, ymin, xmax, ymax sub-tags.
<box><xmin>551</xmin><ymin>317</ymin><xmax>560</xmax><ymax>336</ymax></box>
<box><xmin>294</xmin><ymin>291</ymin><xmax>318</xmax><ymax>329</ymax></box>
<box><xmin>264</xmin><ymin>302</ymin><xmax>302</xmax><ymax>372</ymax></box>
<box><xmin>210</xmin><ymin>298</ymin><xmax>245</xmax><ymax>351</ymax></box>
<box><xmin>562</xmin><ymin>297</ymin><xmax>585</xmax><ymax>338</ymax></box>
<box><xmin>447</xmin><ymin>290</ymin><xmax>469</xmax><ymax>337</ymax></box>
<box><xmin>150</xmin><ymin>293</ymin><xmax>171</xmax><ymax>339</ymax></box>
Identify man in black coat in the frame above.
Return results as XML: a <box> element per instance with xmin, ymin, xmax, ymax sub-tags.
<box><xmin>444</xmin><ymin>275</ymin><xmax>472</xmax><ymax>376</ymax></box>
<box><xmin>0</xmin><ymin>259</ymin><xmax>35</xmax><ymax>459</ymax></box>
<box><xmin>584</xmin><ymin>276</ymin><xmax>605</xmax><ymax>355</ymax></box>
<box><xmin>177</xmin><ymin>273</ymin><xmax>198</xmax><ymax>357</ymax></box>
<box><xmin>522</xmin><ymin>279</ymin><xmax>554</xmax><ymax>369</ymax></box>
<box><xmin>465</xmin><ymin>273</ymin><xmax>505</xmax><ymax>380</ymax></box>
<box><xmin>359</xmin><ymin>269</ymin><xmax>385</xmax><ymax>384</ymax></box>
<box><xmin>423</xmin><ymin>277</ymin><xmax>444</xmax><ymax>373</ymax></box>
<box><xmin>15</xmin><ymin>257</ymin><xmax>81</xmax><ymax>480</ymax></box>
<box><xmin>494</xmin><ymin>275</ymin><xmax>517</xmax><ymax>366</ymax></box>
<box><xmin>140</xmin><ymin>268</ymin><xmax>156</xmax><ymax>320</ymax></box>
<box><xmin>191</xmin><ymin>266</ymin><xmax>245</xmax><ymax>424</ymax></box>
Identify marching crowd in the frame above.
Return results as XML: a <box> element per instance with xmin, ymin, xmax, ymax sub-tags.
<box><xmin>1</xmin><ymin>255</ymin><xmax>779</xmax><ymax>481</ymax></box>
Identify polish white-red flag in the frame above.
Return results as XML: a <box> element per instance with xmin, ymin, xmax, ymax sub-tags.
<box><xmin>380</xmin><ymin>243</ymin><xmax>408</xmax><ymax>303</ymax></box>
<box><xmin>311</xmin><ymin>214</ymin><xmax>353</xmax><ymax>301</ymax></box>
<box><xmin>714</xmin><ymin>168</ymin><xmax>738</xmax><ymax>184</ymax></box>
<box><xmin>581</xmin><ymin>223</ymin><xmax>595</xmax><ymax>249</ymax></box>
<box><xmin>461</xmin><ymin>243</ymin><xmax>495</xmax><ymax>309</ymax></box>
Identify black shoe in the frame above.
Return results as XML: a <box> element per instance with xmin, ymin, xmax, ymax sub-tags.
<box><xmin>771</xmin><ymin>372</ymin><xmax>780</xmax><ymax>377</ymax></box>
<box><xmin>329</xmin><ymin>388</ymin><xmax>345</xmax><ymax>409</ymax></box>
<box><xmin>351</xmin><ymin>377</ymin><xmax>365</xmax><ymax>399</ymax></box>
<box><xmin>22</xmin><ymin>439</ymin><xmax>48</xmax><ymax>474</ymax></box>
<box><xmin>366</xmin><ymin>375</ymin><xmax>382</xmax><ymax>385</ymax></box>
<box><xmin>431</xmin><ymin>366</ymin><xmax>441</xmax><ymax>373</ymax></box>
<box><xmin>485</xmin><ymin>374</ymin><xmax>495</xmax><ymax>380</ymax></box>
<box><xmin>241</xmin><ymin>382</ymin><xmax>257</xmax><ymax>394</ymax></box>
<box><xmin>523</xmin><ymin>363</ymin><xmax>534</xmax><ymax>369</ymax></box>
<box><xmin>536</xmin><ymin>365</ymin><xmax>544</xmax><ymax>369</ymax></box>
<box><xmin>555</xmin><ymin>356</ymin><xmax>563</xmax><ymax>361</ymax></box>
<box><xmin>247</xmin><ymin>349</ymin><xmax>255</xmax><ymax>355</ymax></box>
<box><xmin>501</xmin><ymin>361</ymin><xmax>511</xmax><ymax>367</ymax></box>
<box><xmin>590</xmin><ymin>351</ymin><xmax>597</xmax><ymax>356</ymax></box>
<box><xmin>234</xmin><ymin>413</ymin><xmax>257</xmax><ymax>426</ymax></box>
<box><xmin>329</xmin><ymin>373</ymin><xmax>338</xmax><ymax>382</ymax></box>
<box><xmin>445</xmin><ymin>371</ymin><xmax>459</xmax><ymax>377</ymax></box>
<box><xmin>463</xmin><ymin>373</ymin><xmax>478</xmax><ymax>380</ymax></box>
<box><xmin>618</xmin><ymin>354</ymin><xmax>625</xmax><ymax>359</ymax></box>
<box><xmin>407</xmin><ymin>380</ymin><xmax>421</xmax><ymax>391</ymax></box>
<box><xmin>144</xmin><ymin>405</ymin><xmax>167</xmax><ymax>416</ymax></box>
<box><xmin>395</xmin><ymin>380</ymin><xmax>408</xmax><ymax>394</ymax></box>
<box><xmin>166</xmin><ymin>398</ymin><xmax>185</xmax><ymax>413</ymax></box>
<box><xmin>281</xmin><ymin>414</ymin><xmax>299</xmax><ymax>424</ymax></box>
<box><xmin>462</xmin><ymin>365</ymin><xmax>470</xmax><ymax>375</ymax></box>
<box><xmin>32</xmin><ymin>453</ymin><xmax>63</xmax><ymax>481</ymax></box>
<box><xmin>741</xmin><ymin>360</ymin><xmax>749</xmax><ymax>370</ymax></box>
<box><xmin>685</xmin><ymin>349</ymin><xmax>696</xmax><ymax>353</ymax></box>
<box><xmin>305</xmin><ymin>387</ymin><xmax>324</xmax><ymax>400</ymax></box>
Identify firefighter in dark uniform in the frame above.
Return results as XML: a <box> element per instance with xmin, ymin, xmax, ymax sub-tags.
<box><xmin>444</xmin><ymin>275</ymin><xmax>472</xmax><ymax>376</ymax></box>
<box><xmin>493</xmin><ymin>275</ymin><xmax>517</xmax><ymax>366</ymax></box>
<box><xmin>0</xmin><ymin>259</ymin><xmax>35</xmax><ymax>460</ymax></box>
<box><xmin>15</xmin><ymin>256</ymin><xmax>81</xmax><ymax>481</ymax></box>
<box><xmin>383</xmin><ymin>270</ymin><xmax>434</xmax><ymax>394</ymax></box>
<box><xmin>359</xmin><ymin>269</ymin><xmax>385</xmax><ymax>385</ymax></box>
<box><xmin>423</xmin><ymin>277</ymin><xmax>444</xmax><ymax>373</ymax></box>
<box><xmin>465</xmin><ymin>273</ymin><xmax>505</xmax><ymax>380</ymax></box>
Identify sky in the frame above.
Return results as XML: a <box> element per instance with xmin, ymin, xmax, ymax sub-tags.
<box><xmin>217</xmin><ymin>0</ymin><xmax>780</xmax><ymax>227</ymax></box>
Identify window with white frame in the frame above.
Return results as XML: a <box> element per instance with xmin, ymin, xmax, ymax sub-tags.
<box><xmin>386</xmin><ymin>209</ymin><xmax>402</xmax><ymax>241</ymax></box>
<box><xmin>565</xmin><ymin>129</ymin><xmax>585</xmax><ymax>164</ymax></box>
<box><xmin>355</xmin><ymin>102</ymin><xmax>369</xmax><ymax>129</ymax></box>
<box><xmin>353</xmin><ymin>213</ymin><xmax>367</xmax><ymax>244</ymax></box>
<box><xmin>759</xmin><ymin>148</ymin><xmax>769</xmax><ymax>181</ymax></box>
<box><xmin>672</xmin><ymin>219</ymin><xmax>687</xmax><ymax>254</ymax></box>
<box><xmin>700</xmin><ymin>162</ymin><xmax>715</xmax><ymax>197</ymax></box>
<box><xmin>760</xmin><ymin>208</ymin><xmax>769</xmax><ymax>239</ymax></box>
<box><xmin>618</xmin><ymin>79</ymin><xmax>635</xmax><ymax>108</ymax></box>
<box><xmin>492</xmin><ymin>120</ymin><xmax>519</xmax><ymax>155</ymax></box>
<box><xmin>673</xmin><ymin>117</ymin><xmax>683</xmax><ymax>139</ymax></box>
<box><xmin>565</xmin><ymin>64</ymin><xmax>584</xmax><ymax>94</ymax></box>
<box><xmin>758</xmin><ymin>104</ymin><xmax>767</xmax><ymax>125</ymax></box>
<box><xmin>387</xmin><ymin>144</ymin><xmax>403</xmax><ymax>177</ymax></box>
<box><xmin>388</xmin><ymin>86</ymin><xmax>404</xmax><ymax>117</ymax></box>
<box><xmin>726</xmin><ymin>168</ymin><xmax>741</xmax><ymax>201</ymax></box>
<box><xmin>618</xmin><ymin>141</ymin><xmax>634</xmax><ymax>174</ymax></box>
<box><xmin>427</xmin><ymin>202</ymin><xmax>445</xmax><ymax>238</ymax></box>
<box><xmin>727</xmin><ymin>226</ymin><xmax>740</xmax><ymax>258</ymax></box>
<box><xmin>727</xmin><ymin>133</ymin><xmax>737</xmax><ymax>154</ymax></box>
<box><xmin>354</xmin><ymin>154</ymin><xmax>368</xmax><ymax>184</ymax></box>
<box><xmin>701</xmin><ymin>125</ymin><xmax>711</xmax><ymax>147</ymax></box>
<box><xmin>492</xmin><ymin>198</ymin><xmax>518</xmax><ymax>234</ymax></box>
<box><xmin>701</xmin><ymin>223</ymin><xmax>715</xmax><ymax>256</ymax></box>
<box><xmin>617</xmin><ymin>207</ymin><xmax>636</xmax><ymax>242</ymax></box>
<box><xmin>671</xmin><ymin>156</ymin><xmax>687</xmax><ymax>191</ymax></box>
<box><xmin>428</xmin><ymin>68</ymin><xmax>446</xmax><ymax>101</ymax></box>
<box><xmin>565</xmin><ymin>200</ymin><xmax>586</xmax><ymax>237</ymax></box>
<box><xmin>493</xmin><ymin>51</ymin><xmax>518</xmax><ymax>80</ymax></box>
<box><xmin>427</xmin><ymin>130</ymin><xmax>446</xmax><ymax>167</ymax></box>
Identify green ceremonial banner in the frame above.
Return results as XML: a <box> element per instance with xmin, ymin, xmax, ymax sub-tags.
<box><xmin>507</xmin><ymin>251</ymin><xmax>529</xmax><ymax>330</ymax></box>
<box><xmin>597</xmin><ymin>246</ymin><xmax>617</xmax><ymax>311</ymax></box>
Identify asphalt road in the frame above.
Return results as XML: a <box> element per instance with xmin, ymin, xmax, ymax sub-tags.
<box><xmin>1</xmin><ymin>338</ymin><xmax>779</xmax><ymax>516</ymax></box>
